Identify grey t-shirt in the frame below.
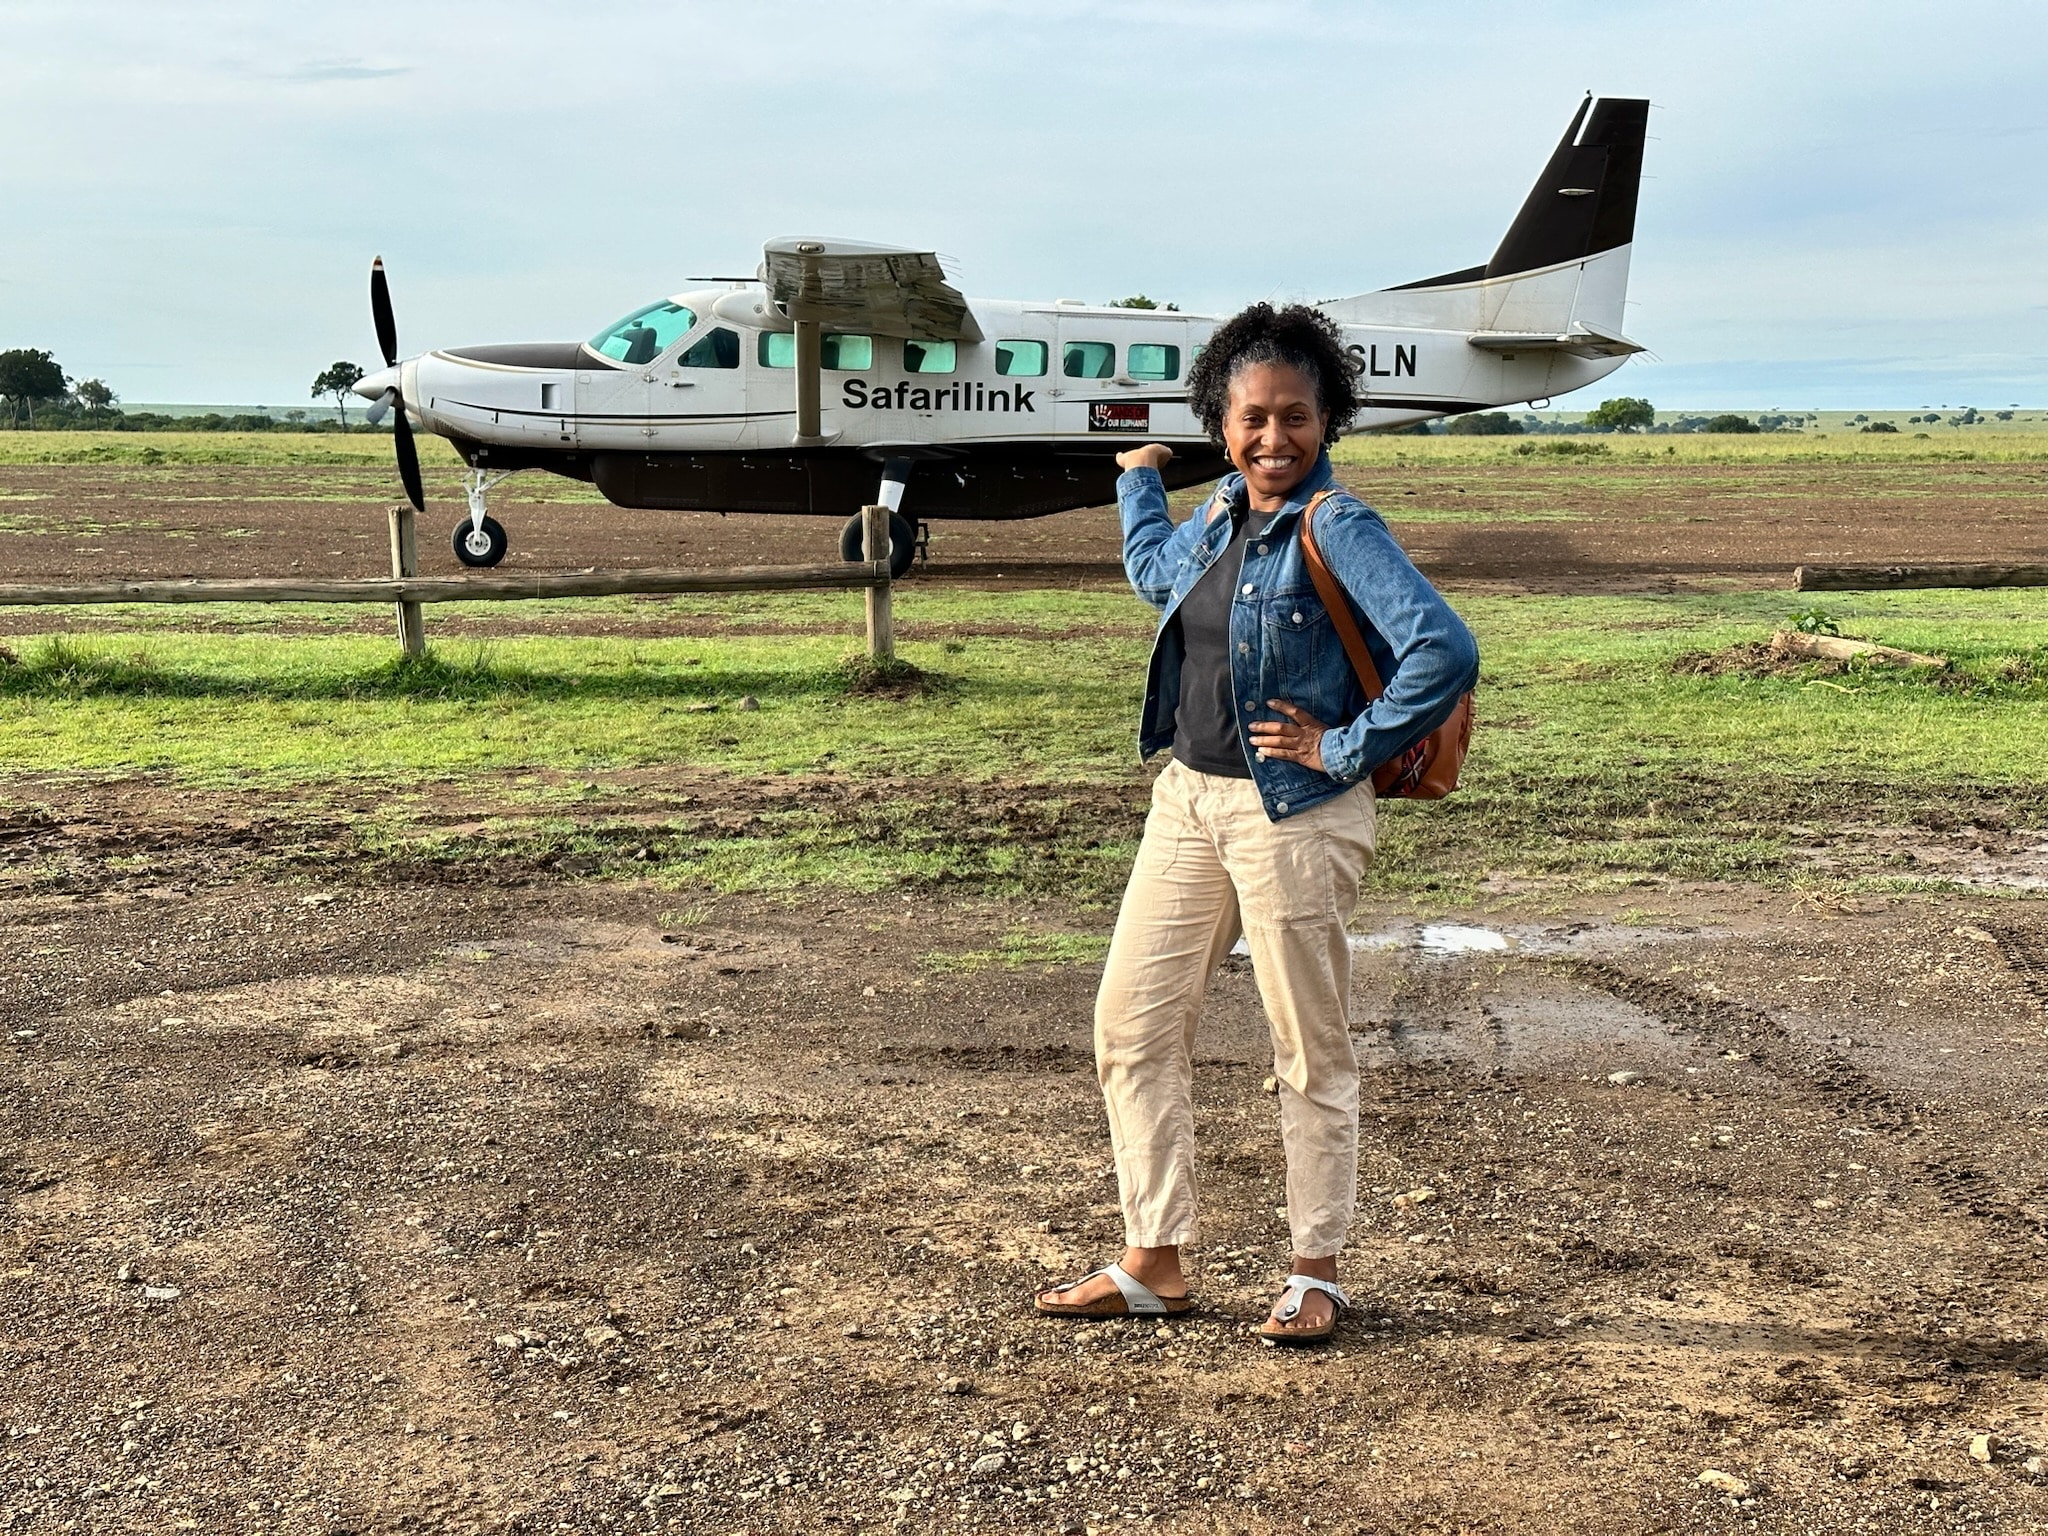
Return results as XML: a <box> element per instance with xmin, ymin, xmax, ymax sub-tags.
<box><xmin>1170</xmin><ymin>507</ymin><xmax>1255</xmax><ymax>779</ymax></box>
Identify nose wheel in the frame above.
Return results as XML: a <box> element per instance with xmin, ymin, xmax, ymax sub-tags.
<box><xmin>454</xmin><ymin>515</ymin><xmax>508</xmax><ymax>567</ymax></box>
<box><xmin>453</xmin><ymin>468</ymin><xmax>515</xmax><ymax>568</ymax></box>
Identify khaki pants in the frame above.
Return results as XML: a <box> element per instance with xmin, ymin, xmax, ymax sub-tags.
<box><xmin>1094</xmin><ymin>760</ymin><xmax>1375</xmax><ymax>1258</ymax></box>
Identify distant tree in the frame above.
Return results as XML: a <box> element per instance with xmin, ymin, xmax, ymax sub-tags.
<box><xmin>1861</xmin><ymin>421</ymin><xmax>1898</xmax><ymax>434</ymax></box>
<box><xmin>0</xmin><ymin>349</ymin><xmax>69</xmax><ymax>428</ymax></box>
<box><xmin>1107</xmin><ymin>294</ymin><xmax>1179</xmax><ymax>311</ymax></box>
<box><xmin>311</xmin><ymin>361</ymin><xmax>366</xmax><ymax>426</ymax></box>
<box><xmin>1446</xmin><ymin>411</ymin><xmax>1524</xmax><ymax>436</ymax></box>
<box><xmin>1585</xmin><ymin>396</ymin><xmax>1655</xmax><ymax>433</ymax></box>
<box><xmin>73</xmin><ymin>378</ymin><xmax>117</xmax><ymax>421</ymax></box>
<box><xmin>1706</xmin><ymin>413</ymin><xmax>1761</xmax><ymax>434</ymax></box>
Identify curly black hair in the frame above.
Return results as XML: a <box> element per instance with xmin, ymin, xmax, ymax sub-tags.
<box><xmin>1184</xmin><ymin>302</ymin><xmax>1362</xmax><ymax>447</ymax></box>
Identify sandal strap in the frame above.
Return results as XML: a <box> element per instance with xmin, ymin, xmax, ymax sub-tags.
<box><xmin>1272</xmin><ymin>1273</ymin><xmax>1349</xmax><ymax>1322</ymax></box>
<box><xmin>1103</xmin><ymin>1261</ymin><xmax>1169</xmax><ymax>1316</ymax></box>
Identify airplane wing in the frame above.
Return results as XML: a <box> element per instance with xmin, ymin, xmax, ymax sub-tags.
<box><xmin>760</xmin><ymin>237</ymin><xmax>983</xmax><ymax>342</ymax></box>
<box><xmin>1466</xmin><ymin>321</ymin><xmax>1644</xmax><ymax>359</ymax></box>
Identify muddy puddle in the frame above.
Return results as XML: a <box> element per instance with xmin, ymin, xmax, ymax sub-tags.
<box><xmin>1230</xmin><ymin>914</ymin><xmax>1712</xmax><ymax>961</ymax></box>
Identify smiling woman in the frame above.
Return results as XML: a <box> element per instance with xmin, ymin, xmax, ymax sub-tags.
<box><xmin>1034</xmin><ymin>302</ymin><xmax>1479</xmax><ymax>1349</ymax></box>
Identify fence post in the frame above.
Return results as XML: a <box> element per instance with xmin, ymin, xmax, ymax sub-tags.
<box><xmin>861</xmin><ymin>503</ymin><xmax>894</xmax><ymax>664</ymax></box>
<box><xmin>387</xmin><ymin>504</ymin><xmax>425</xmax><ymax>658</ymax></box>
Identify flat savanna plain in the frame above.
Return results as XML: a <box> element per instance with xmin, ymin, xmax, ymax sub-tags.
<box><xmin>4</xmin><ymin>433</ymin><xmax>2048</xmax><ymax>1535</ymax></box>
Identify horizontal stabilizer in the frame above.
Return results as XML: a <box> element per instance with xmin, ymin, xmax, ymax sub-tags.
<box><xmin>1467</xmin><ymin>322</ymin><xmax>1644</xmax><ymax>358</ymax></box>
<box><xmin>760</xmin><ymin>237</ymin><xmax>982</xmax><ymax>341</ymax></box>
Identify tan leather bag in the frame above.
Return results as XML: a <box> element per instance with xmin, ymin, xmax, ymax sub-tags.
<box><xmin>1299</xmin><ymin>491</ymin><xmax>1474</xmax><ymax>800</ymax></box>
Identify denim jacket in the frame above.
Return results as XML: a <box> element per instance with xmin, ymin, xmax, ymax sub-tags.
<box><xmin>1120</xmin><ymin>450</ymin><xmax>1479</xmax><ymax>821</ymax></box>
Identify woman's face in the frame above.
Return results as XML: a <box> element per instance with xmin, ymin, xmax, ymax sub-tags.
<box><xmin>1222</xmin><ymin>361</ymin><xmax>1328</xmax><ymax>506</ymax></box>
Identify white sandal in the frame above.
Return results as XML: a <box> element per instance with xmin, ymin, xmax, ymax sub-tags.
<box><xmin>1259</xmin><ymin>1273</ymin><xmax>1348</xmax><ymax>1346</ymax></box>
<box><xmin>1034</xmin><ymin>1261</ymin><xmax>1195</xmax><ymax>1319</ymax></box>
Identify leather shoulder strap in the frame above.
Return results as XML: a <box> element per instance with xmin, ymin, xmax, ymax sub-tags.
<box><xmin>1298</xmin><ymin>491</ymin><xmax>1387</xmax><ymax>702</ymax></box>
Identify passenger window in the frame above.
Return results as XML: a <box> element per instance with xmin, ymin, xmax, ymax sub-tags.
<box><xmin>1062</xmin><ymin>341</ymin><xmax>1115</xmax><ymax>379</ymax></box>
<box><xmin>902</xmin><ymin>340</ymin><xmax>956</xmax><ymax>374</ymax></box>
<box><xmin>994</xmin><ymin>339</ymin><xmax>1048</xmax><ymax>377</ymax></box>
<box><xmin>678</xmin><ymin>327</ymin><xmax>740</xmax><ymax>368</ymax></box>
<box><xmin>758</xmin><ymin>332</ymin><xmax>871</xmax><ymax>369</ymax></box>
<box><xmin>823</xmin><ymin>334</ymin><xmax>872</xmax><ymax>370</ymax></box>
<box><xmin>1127</xmin><ymin>344</ymin><xmax>1180</xmax><ymax>382</ymax></box>
<box><xmin>589</xmin><ymin>301</ymin><xmax>697</xmax><ymax>365</ymax></box>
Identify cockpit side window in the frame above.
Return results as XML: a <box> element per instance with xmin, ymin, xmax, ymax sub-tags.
<box><xmin>677</xmin><ymin>327</ymin><xmax>741</xmax><ymax>369</ymax></box>
<box><xmin>589</xmin><ymin>302</ymin><xmax>697</xmax><ymax>365</ymax></box>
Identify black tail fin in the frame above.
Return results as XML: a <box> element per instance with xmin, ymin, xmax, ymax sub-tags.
<box><xmin>1487</xmin><ymin>95</ymin><xmax>1648</xmax><ymax>278</ymax></box>
<box><xmin>1388</xmin><ymin>95</ymin><xmax>1648</xmax><ymax>292</ymax></box>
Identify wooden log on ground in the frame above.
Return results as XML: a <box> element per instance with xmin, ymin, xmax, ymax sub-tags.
<box><xmin>1795</xmin><ymin>563</ymin><xmax>2048</xmax><ymax>591</ymax></box>
<box><xmin>1770</xmin><ymin>630</ymin><xmax>1946</xmax><ymax>668</ymax></box>
<box><xmin>0</xmin><ymin>562</ymin><xmax>889</xmax><ymax>607</ymax></box>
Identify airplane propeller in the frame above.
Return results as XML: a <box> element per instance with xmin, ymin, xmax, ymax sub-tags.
<box><xmin>366</xmin><ymin>257</ymin><xmax>425</xmax><ymax>514</ymax></box>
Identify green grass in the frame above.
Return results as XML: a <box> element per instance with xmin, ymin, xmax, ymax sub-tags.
<box><xmin>924</xmin><ymin>930</ymin><xmax>1114</xmax><ymax>972</ymax></box>
<box><xmin>1331</xmin><ymin>429</ymin><xmax>2048</xmax><ymax>468</ymax></box>
<box><xmin>0</xmin><ymin>432</ymin><xmax>467</xmax><ymax>467</ymax></box>
<box><xmin>2</xmin><ymin>427</ymin><xmax>2042</xmax><ymax>471</ymax></box>
<box><xmin>4</xmin><ymin>585</ymin><xmax>2047</xmax><ymax>900</ymax></box>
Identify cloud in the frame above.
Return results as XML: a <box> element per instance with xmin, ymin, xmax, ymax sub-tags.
<box><xmin>281</xmin><ymin>59</ymin><xmax>411</xmax><ymax>83</ymax></box>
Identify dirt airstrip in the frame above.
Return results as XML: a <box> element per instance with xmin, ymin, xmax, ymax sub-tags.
<box><xmin>0</xmin><ymin>456</ymin><xmax>2043</xmax><ymax>599</ymax></box>
<box><xmin>5</xmin><ymin>462</ymin><xmax>2048</xmax><ymax>1533</ymax></box>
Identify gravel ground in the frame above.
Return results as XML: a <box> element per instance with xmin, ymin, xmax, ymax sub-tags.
<box><xmin>5</xmin><ymin>779</ymin><xmax>2048</xmax><ymax>1534</ymax></box>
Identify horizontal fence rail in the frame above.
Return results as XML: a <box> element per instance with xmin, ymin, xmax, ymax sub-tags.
<box><xmin>0</xmin><ymin>502</ymin><xmax>901</xmax><ymax>662</ymax></box>
<box><xmin>0</xmin><ymin>563</ymin><xmax>888</xmax><ymax>607</ymax></box>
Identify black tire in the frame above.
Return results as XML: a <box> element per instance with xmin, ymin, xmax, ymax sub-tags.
<box><xmin>453</xmin><ymin>515</ymin><xmax>508</xmax><ymax>568</ymax></box>
<box><xmin>838</xmin><ymin>511</ymin><xmax>917</xmax><ymax>579</ymax></box>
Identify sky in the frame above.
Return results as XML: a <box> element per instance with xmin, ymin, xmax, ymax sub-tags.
<box><xmin>4</xmin><ymin>0</ymin><xmax>2044</xmax><ymax>411</ymax></box>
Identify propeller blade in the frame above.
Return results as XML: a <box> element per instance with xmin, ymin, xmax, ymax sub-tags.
<box><xmin>393</xmin><ymin>406</ymin><xmax>425</xmax><ymax>513</ymax></box>
<box><xmin>370</xmin><ymin>256</ymin><xmax>399</xmax><ymax>370</ymax></box>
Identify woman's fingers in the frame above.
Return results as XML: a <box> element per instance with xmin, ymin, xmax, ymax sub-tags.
<box><xmin>1115</xmin><ymin>444</ymin><xmax>1175</xmax><ymax>472</ymax></box>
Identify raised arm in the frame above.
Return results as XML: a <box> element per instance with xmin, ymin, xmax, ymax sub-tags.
<box><xmin>1114</xmin><ymin>446</ymin><xmax>1183</xmax><ymax>612</ymax></box>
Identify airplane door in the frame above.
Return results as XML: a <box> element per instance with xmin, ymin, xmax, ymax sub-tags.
<box><xmin>1054</xmin><ymin>317</ymin><xmax>1191</xmax><ymax>444</ymax></box>
<box><xmin>648</xmin><ymin>325</ymin><xmax>747</xmax><ymax>448</ymax></box>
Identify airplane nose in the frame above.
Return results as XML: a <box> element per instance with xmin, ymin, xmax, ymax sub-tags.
<box><xmin>356</xmin><ymin>364</ymin><xmax>401</xmax><ymax>401</ymax></box>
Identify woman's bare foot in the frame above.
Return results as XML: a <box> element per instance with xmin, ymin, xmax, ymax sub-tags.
<box><xmin>1035</xmin><ymin>1244</ymin><xmax>1186</xmax><ymax>1310</ymax></box>
<box><xmin>1262</xmin><ymin>1252</ymin><xmax>1341</xmax><ymax>1338</ymax></box>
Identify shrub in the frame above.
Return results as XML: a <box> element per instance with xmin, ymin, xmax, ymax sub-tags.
<box><xmin>1445</xmin><ymin>412</ymin><xmax>1523</xmax><ymax>436</ymax></box>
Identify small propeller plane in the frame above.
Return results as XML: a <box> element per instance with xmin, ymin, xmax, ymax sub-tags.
<box><xmin>355</xmin><ymin>95</ymin><xmax>1648</xmax><ymax>577</ymax></box>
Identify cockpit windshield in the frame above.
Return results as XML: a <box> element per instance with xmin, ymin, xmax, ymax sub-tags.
<box><xmin>589</xmin><ymin>301</ymin><xmax>698</xmax><ymax>365</ymax></box>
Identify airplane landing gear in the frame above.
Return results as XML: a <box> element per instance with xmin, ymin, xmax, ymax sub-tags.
<box><xmin>454</xmin><ymin>468</ymin><xmax>515</xmax><ymax>568</ymax></box>
<box><xmin>839</xmin><ymin>509</ymin><xmax>917</xmax><ymax>579</ymax></box>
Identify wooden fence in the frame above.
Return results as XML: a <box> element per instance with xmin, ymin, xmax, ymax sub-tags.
<box><xmin>0</xmin><ymin>503</ymin><xmax>899</xmax><ymax>662</ymax></box>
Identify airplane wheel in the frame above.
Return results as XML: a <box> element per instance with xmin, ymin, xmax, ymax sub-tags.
<box><xmin>453</xmin><ymin>516</ymin><xmax>508</xmax><ymax>568</ymax></box>
<box><xmin>838</xmin><ymin>511</ymin><xmax>917</xmax><ymax>579</ymax></box>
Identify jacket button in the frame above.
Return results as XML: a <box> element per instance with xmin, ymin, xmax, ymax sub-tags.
<box><xmin>1241</xmin><ymin>583</ymin><xmax>1255</xmax><ymax>595</ymax></box>
<box><xmin>1257</xmin><ymin>543</ymin><xmax>1269</xmax><ymax>555</ymax></box>
<box><xmin>1292</xmin><ymin>611</ymin><xmax>1304</xmax><ymax>624</ymax></box>
<box><xmin>1237</xmin><ymin>642</ymin><xmax>1249</xmax><ymax>655</ymax></box>
<box><xmin>1276</xmin><ymin>802</ymin><xmax>1290</xmax><ymax>814</ymax></box>
<box><xmin>1243</xmin><ymin>699</ymin><xmax>1257</xmax><ymax>712</ymax></box>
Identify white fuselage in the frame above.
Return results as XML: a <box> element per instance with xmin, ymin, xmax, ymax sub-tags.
<box><xmin>394</xmin><ymin>261</ymin><xmax>1633</xmax><ymax>460</ymax></box>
